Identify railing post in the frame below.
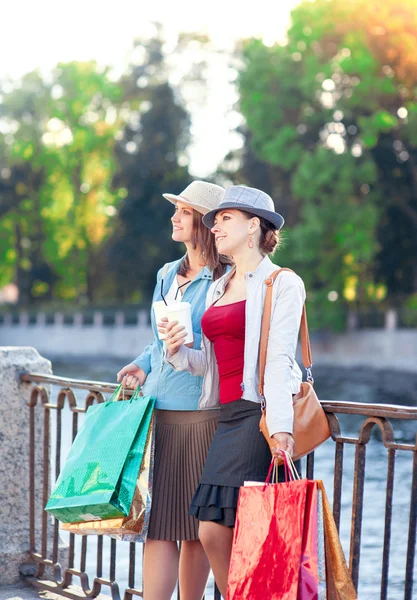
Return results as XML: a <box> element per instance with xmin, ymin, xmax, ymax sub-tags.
<box><xmin>36</xmin><ymin>312</ymin><xmax>46</xmax><ymax>326</ymax></box>
<box><xmin>74</xmin><ymin>312</ymin><xmax>83</xmax><ymax>327</ymax></box>
<box><xmin>93</xmin><ymin>311</ymin><xmax>104</xmax><ymax>327</ymax></box>
<box><xmin>20</xmin><ymin>312</ymin><xmax>29</xmax><ymax>326</ymax></box>
<box><xmin>385</xmin><ymin>309</ymin><xmax>398</xmax><ymax>331</ymax></box>
<box><xmin>115</xmin><ymin>311</ymin><xmax>125</xmax><ymax>327</ymax></box>
<box><xmin>0</xmin><ymin>347</ymin><xmax>52</xmax><ymax>584</ymax></box>
<box><xmin>347</xmin><ymin>309</ymin><xmax>358</xmax><ymax>331</ymax></box>
<box><xmin>137</xmin><ymin>310</ymin><xmax>148</xmax><ymax>327</ymax></box>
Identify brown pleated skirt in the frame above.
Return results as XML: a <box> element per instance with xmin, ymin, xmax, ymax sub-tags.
<box><xmin>147</xmin><ymin>408</ymin><xmax>219</xmax><ymax>541</ymax></box>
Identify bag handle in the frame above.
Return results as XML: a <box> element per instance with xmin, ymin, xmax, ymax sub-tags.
<box><xmin>264</xmin><ymin>451</ymin><xmax>301</xmax><ymax>486</ymax></box>
<box><xmin>108</xmin><ymin>384</ymin><xmax>141</xmax><ymax>403</ymax></box>
<box><xmin>258</xmin><ymin>268</ymin><xmax>313</xmax><ymax>399</ymax></box>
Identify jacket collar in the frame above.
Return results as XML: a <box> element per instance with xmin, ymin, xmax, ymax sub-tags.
<box><xmin>247</xmin><ymin>255</ymin><xmax>275</xmax><ymax>278</ymax></box>
<box><xmin>161</xmin><ymin>257</ymin><xmax>213</xmax><ymax>297</ymax></box>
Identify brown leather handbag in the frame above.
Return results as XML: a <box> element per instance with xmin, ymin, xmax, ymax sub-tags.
<box><xmin>259</xmin><ymin>268</ymin><xmax>331</xmax><ymax>460</ymax></box>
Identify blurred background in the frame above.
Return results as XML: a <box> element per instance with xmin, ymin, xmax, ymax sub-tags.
<box><xmin>2</xmin><ymin>0</ymin><xmax>417</xmax><ymax>333</ymax></box>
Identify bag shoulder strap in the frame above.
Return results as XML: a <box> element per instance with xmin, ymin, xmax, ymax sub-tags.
<box><xmin>258</xmin><ymin>268</ymin><xmax>313</xmax><ymax>398</ymax></box>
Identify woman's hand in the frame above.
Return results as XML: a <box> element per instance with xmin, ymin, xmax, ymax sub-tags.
<box><xmin>159</xmin><ymin>317</ymin><xmax>193</xmax><ymax>349</ymax></box>
<box><xmin>117</xmin><ymin>363</ymin><xmax>146</xmax><ymax>389</ymax></box>
<box><xmin>157</xmin><ymin>317</ymin><xmax>169</xmax><ymax>338</ymax></box>
<box><xmin>271</xmin><ymin>432</ymin><xmax>294</xmax><ymax>458</ymax></box>
<box><xmin>164</xmin><ymin>319</ymin><xmax>187</xmax><ymax>355</ymax></box>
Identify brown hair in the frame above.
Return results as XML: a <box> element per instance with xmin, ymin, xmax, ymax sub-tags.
<box><xmin>246</xmin><ymin>213</ymin><xmax>280</xmax><ymax>255</ymax></box>
<box><xmin>177</xmin><ymin>209</ymin><xmax>233</xmax><ymax>280</ymax></box>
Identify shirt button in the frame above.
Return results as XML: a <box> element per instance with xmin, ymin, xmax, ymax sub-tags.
<box><xmin>249</xmin><ymin>274</ymin><xmax>253</xmax><ymax>278</ymax></box>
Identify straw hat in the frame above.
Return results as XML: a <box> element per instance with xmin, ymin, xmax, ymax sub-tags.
<box><xmin>163</xmin><ymin>181</ymin><xmax>225</xmax><ymax>215</ymax></box>
<box><xmin>203</xmin><ymin>185</ymin><xmax>285</xmax><ymax>230</ymax></box>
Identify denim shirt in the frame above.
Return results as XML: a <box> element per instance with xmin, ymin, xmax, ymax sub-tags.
<box><xmin>133</xmin><ymin>257</ymin><xmax>218</xmax><ymax>411</ymax></box>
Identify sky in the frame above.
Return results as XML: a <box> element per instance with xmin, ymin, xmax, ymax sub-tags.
<box><xmin>1</xmin><ymin>0</ymin><xmax>299</xmax><ymax>175</ymax></box>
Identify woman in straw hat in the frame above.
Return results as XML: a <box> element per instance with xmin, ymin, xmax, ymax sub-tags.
<box><xmin>164</xmin><ymin>185</ymin><xmax>306</xmax><ymax>597</ymax></box>
<box><xmin>117</xmin><ymin>181</ymin><xmax>232</xmax><ymax>600</ymax></box>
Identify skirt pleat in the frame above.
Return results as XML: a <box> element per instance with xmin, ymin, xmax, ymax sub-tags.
<box><xmin>147</xmin><ymin>408</ymin><xmax>218</xmax><ymax>541</ymax></box>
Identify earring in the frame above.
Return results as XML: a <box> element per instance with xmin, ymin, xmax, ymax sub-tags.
<box><xmin>248</xmin><ymin>236</ymin><xmax>254</xmax><ymax>249</ymax></box>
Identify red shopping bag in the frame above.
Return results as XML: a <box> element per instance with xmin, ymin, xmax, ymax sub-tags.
<box><xmin>227</xmin><ymin>458</ymin><xmax>308</xmax><ymax>600</ymax></box>
<box><xmin>298</xmin><ymin>480</ymin><xmax>322</xmax><ymax>600</ymax></box>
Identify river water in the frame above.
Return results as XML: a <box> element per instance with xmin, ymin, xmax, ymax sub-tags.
<box><xmin>48</xmin><ymin>359</ymin><xmax>417</xmax><ymax>600</ymax></box>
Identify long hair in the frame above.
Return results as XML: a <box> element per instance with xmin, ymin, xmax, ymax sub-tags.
<box><xmin>177</xmin><ymin>209</ymin><xmax>233</xmax><ymax>280</ymax></box>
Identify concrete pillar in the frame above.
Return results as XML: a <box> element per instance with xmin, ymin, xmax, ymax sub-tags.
<box><xmin>138</xmin><ymin>310</ymin><xmax>148</xmax><ymax>327</ymax></box>
<box><xmin>0</xmin><ymin>347</ymin><xmax>51</xmax><ymax>584</ymax></box>
<box><xmin>36</xmin><ymin>313</ymin><xmax>46</xmax><ymax>326</ymax></box>
<box><xmin>385</xmin><ymin>309</ymin><xmax>398</xmax><ymax>331</ymax></box>
<box><xmin>73</xmin><ymin>312</ymin><xmax>83</xmax><ymax>327</ymax></box>
<box><xmin>55</xmin><ymin>313</ymin><xmax>64</xmax><ymax>326</ymax></box>
<box><xmin>347</xmin><ymin>309</ymin><xmax>358</xmax><ymax>331</ymax></box>
<box><xmin>115</xmin><ymin>311</ymin><xmax>125</xmax><ymax>327</ymax></box>
<box><xmin>93</xmin><ymin>311</ymin><xmax>103</xmax><ymax>327</ymax></box>
<box><xmin>19</xmin><ymin>312</ymin><xmax>29</xmax><ymax>327</ymax></box>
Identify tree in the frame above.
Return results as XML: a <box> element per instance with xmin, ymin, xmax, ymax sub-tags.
<box><xmin>105</xmin><ymin>36</ymin><xmax>193</xmax><ymax>303</ymax></box>
<box><xmin>37</xmin><ymin>61</ymin><xmax>124</xmax><ymax>303</ymax></box>
<box><xmin>231</xmin><ymin>0</ymin><xmax>417</xmax><ymax>328</ymax></box>
<box><xmin>0</xmin><ymin>28</ymin><xmax>214</xmax><ymax>306</ymax></box>
<box><xmin>0</xmin><ymin>72</ymin><xmax>55</xmax><ymax>304</ymax></box>
<box><xmin>0</xmin><ymin>63</ymin><xmax>125</xmax><ymax>304</ymax></box>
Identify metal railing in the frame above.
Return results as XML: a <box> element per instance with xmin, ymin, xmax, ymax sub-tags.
<box><xmin>21</xmin><ymin>372</ymin><xmax>417</xmax><ymax>600</ymax></box>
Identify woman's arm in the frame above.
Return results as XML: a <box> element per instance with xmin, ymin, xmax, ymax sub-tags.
<box><xmin>119</xmin><ymin>264</ymin><xmax>168</xmax><ymax>381</ymax></box>
<box><xmin>132</xmin><ymin>342</ymin><xmax>153</xmax><ymax>375</ymax></box>
<box><xmin>264</xmin><ymin>270</ymin><xmax>306</xmax><ymax>438</ymax></box>
<box><xmin>131</xmin><ymin>266</ymin><xmax>166</xmax><ymax>374</ymax></box>
<box><xmin>164</xmin><ymin>276</ymin><xmax>220</xmax><ymax>375</ymax></box>
<box><xmin>164</xmin><ymin>320</ymin><xmax>207</xmax><ymax>376</ymax></box>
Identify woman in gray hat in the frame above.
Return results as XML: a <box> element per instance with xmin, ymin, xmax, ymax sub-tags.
<box><xmin>164</xmin><ymin>185</ymin><xmax>306</xmax><ymax>597</ymax></box>
<box><xmin>117</xmin><ymin>181</ymin><xmax>232</xmax><ymax>600</ymax></box>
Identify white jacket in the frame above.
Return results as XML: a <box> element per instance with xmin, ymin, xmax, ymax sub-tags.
<box><xmin>166</xmin><ymin>255</ymin><xmax>306</xmax><ymax>436</ymax></box>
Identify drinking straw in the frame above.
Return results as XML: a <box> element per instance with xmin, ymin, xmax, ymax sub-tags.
<box><xmin>175</xmin><ymin>280</ymin><xmax>191</xmax><ymax>301</ymax></box>
<box><xmin>161</xmin><ymin>279</ymin><xmax>168</xmax><ymax>306</ymax></box>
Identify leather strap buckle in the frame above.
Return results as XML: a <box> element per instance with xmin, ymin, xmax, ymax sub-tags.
<box><xmin>265</xmin><ymin>277</ymin><xmax>274</xmax><ymax>287</ymax></box>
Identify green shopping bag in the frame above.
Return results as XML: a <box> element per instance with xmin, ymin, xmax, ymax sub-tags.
<box><xmin>45</xmin><ymin>385</ymin><xmax>154</xmax><ymax>523</ymax></box>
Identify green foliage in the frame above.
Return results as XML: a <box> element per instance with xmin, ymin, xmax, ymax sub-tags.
<box><xmin>234</xmin><ymin>0</ymin><xmax>417</xmax><ymax>329</ymax></box>
<box><xmin>0</xmin><ymin>63</ymin><xmax>125</xmax><ymax>303</ymax></box>
<box><xmin>105</xmin><ymin>38</ymin><xmax>192</xmax><ymax>302</ymax></box>
<box><xmin>0</xmin><ymin>33</ymin><xmax>196</xmax><ymax>306</ymax></box>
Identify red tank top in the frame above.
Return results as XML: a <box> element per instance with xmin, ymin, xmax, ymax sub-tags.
<box><xmin>201</xmin><ymin>300</ymin><xmax>246</xmax><ymax>404</ymax></box>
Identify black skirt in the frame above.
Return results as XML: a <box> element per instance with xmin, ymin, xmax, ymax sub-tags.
<box><xmin>189</xmin><ymin>399</ymin><xmax>297</xmax><ymax>528</ymax></box>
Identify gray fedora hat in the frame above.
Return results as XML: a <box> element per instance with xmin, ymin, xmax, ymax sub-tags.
<box><xmin>202</xmin><ymin>185</ymin><xmax>284</xmax><ymax>230</ymax></box>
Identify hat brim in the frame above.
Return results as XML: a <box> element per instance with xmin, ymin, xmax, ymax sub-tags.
<box><xmin>202</xmin><ymin>202</ymin><xmax>285</xmax><ymax>230</ymax></box>
<box><xmin>162</xmin><ymin>193</ymin><xmax>209</xmax><ymax>215</ymax></box>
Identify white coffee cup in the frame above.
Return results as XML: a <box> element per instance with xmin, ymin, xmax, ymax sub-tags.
<box><xmin>166</xmin><ymin>302</ymin><xmax>194</xmax><ymax>345</ymax></box>
<box><xmin>153</xmin><ymin>301</ymin><xmax>169</xmax><ymax>340</ymax></box>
